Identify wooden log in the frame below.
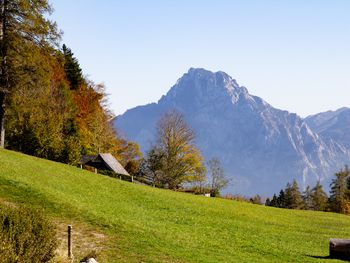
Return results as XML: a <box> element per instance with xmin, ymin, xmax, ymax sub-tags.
<box><xmin>330</xmin><ymin>238</ymin><xmax>350</xmax><ymax>259</ymax></box>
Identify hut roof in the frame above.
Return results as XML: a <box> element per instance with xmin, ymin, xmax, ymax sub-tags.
<box><xmin>80</xmin><ymin>153</ymin><xmax>130</xmax><ymax>176</ymax></box>
<box><xmin>99</xmin><ymin>153</ymin><xmax>130</xmax><ymax>176</ymax></box>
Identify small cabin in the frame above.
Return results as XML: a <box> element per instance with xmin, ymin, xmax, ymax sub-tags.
<box><xmin>79</xmin><ymin>153</ymin><xmax>130</xmax><ymax>177</ymax></box>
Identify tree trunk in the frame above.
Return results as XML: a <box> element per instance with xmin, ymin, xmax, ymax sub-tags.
<box><xmin>0</xmin><ymin>0</ymin><xmax>8</xmax><ymax>148</ymax></box>
<box><xmin>0</xmin><ymin>92</ymin><xmax>4</xmax><ymax>148</ymax></box>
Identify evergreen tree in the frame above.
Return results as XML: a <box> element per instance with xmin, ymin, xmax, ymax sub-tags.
<box><xmin>62</xmin><ymin>44</ymin><xmax>83</xmax><ymax>89</ymax></box>
<box><xmin>329</xmin><ymin>166</ymin><xmax>349</xmax><ymax>213</ymax></box>
<box><xmin>284</xmin><ymin>183</ymin><xmax>292</xmax><ymax>208</ymax></box>
<box><xmin>302</xmin><ymin>186</ymin><xmax>313</xmax><ymax>210</ymax></box>
<box><xmin>277</xmin><ymin>190</ymin><xmax>286</xmax><ymax>208</ymax></box>
<box><xmin>284</xmin><ymin>180</ymin><xmax>303</xmax><ymax>209</ymax></box>
<box><xmin>311</xmin><ymin>181</ymin><xmax>328</xmax><ymax>211</ymax></box>
<box><xmin>0</xmin><ymin>0</ymin><xmax>60</xmax><ymax>148</ymax></box>
<box><xmin>269</xmin><ymin>194</ymin><xmax>279</xmax><ymax>207</ymax></box>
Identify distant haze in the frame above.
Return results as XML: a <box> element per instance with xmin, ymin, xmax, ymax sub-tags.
<box><xmin>50</xmin><ymin>0</ymin><xmax>350</xmax><ymax>117</ymax></box>
<box><xmin>113</xmin><ymin>68</ymin><xmax>350</xmax><ymax>195</ymax></box>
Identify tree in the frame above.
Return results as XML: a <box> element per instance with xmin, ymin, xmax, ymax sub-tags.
<box><xmin>268</xmin><ymin>194</ymin><xmax>279</xmax><ymax>207</ymax></box>
<box><xmin>329</xmin><ymin>166</ymin><xmax>350</xmax><ymax>213</ymax></box>
<box><xmin>207</xmin><ymin>158</ymin><xmax>228</xmax><ymax>197</ymax></box>
<box><xmin>284</xmin><ymin>180</ymin><xmax>304</xmax><ymax>209</ymax></box>
<box><xmin>277</xmin><ymin>189</ymin><xmax>286</xmax><ymax>208</ymax></box>
<box><xmin>302</xmin><ymin>186</ymin><xmax>313</xmax><ymax>210</ymax></box>
<box><xmin>0</xmin><ymin>0</ymin><xmax>60</xmax><ymax>148</ymax></box>
<box><xmin>148</xmin><ymin>110</ymin><xmax>205</xmax><ymax>189</ymax></box>
<box><xmin>142</xmin><ymin>149</ymin><xmax>165</xmax><ymax>187</ymax></box>
<box><xmin>62</xmin><ymin>44</ymin><xmax>83</xmax><ymax>89</ymax></box>
<box><xmin>118</xmin><ymin>140</ymin><xmax>142</xmax><ymax>168</ymax></box>
<box><xmin>311</xmin><ymin>181</ymin><xmax>328</xmax><ymax>211</ymax></box>
<box><xmin>250</xmin><ymin>195</ymin><xmax>262</xmax><ymax>205</ymax></box>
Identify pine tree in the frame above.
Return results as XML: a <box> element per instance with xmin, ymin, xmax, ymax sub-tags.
<box><xmin>311</xmin><ymin>181</ymin><xmax>328</xmax><ymax>211</ymax></box>
<box><xmin>284</xmin><ymin>180</ymin><xmax>304</xmax><ymax>209</ymax></box>
<box><xmin>302</xmin><ymin>186</ymin><xmax>313</xmax><ymax>210</ymax></box>
<box><xmin>277</xmin><ymin>190</ymin><xmax>286</xmax><ymax>208</ymax></box>
<box><xmin>62</xmin><ymin>44</ymin><xmax>83</xmax><ymax>89</ymax></box>
<box><xmin>0</xmin><ymin>0</ymin><xmax>60</xmax><ymax>148</ymax></box>
<box><xmin>270</xmin><ymin>194</ymin><xmax>279</xmax><ymax>207</ymax></box>
<box><xmin>329</xmin><ymin>166</ymin><xmax>350</xmax><ymax>213</ymax></box>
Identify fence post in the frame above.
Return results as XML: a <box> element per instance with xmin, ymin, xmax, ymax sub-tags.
<box><xmin>68</xmin><ymin>225</ymin><xmax>72</xmax><ymax>258</ymax></box>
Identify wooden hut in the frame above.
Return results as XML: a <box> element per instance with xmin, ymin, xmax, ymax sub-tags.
<box><xmin>80</xmin><ymin>153</ymin><xmax>130</xmax><ymax>176</ymax></box>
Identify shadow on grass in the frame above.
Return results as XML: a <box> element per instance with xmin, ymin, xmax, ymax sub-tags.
<box><xmin>307</xmin><ymin>255</ymin><xmax>349</xmax><ymax>261</ymax></box>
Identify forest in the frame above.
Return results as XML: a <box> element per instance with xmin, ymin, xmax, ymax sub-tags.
<box><xmin>0</xmin><ymin>0</ymin><xmax>140</xmax><ymax>169</ymax></box>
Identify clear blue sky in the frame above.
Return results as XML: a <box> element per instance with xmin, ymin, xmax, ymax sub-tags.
<box><xmin>50</xmin><ymin>0</ymin><xmax>350</xmax><ymax>117</ymax></box>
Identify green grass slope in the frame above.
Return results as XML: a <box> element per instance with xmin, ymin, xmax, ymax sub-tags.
<box><xmin>1</xmin><ymin>148</ymin><xmax>350</xmax><ymax>262</ymax></box>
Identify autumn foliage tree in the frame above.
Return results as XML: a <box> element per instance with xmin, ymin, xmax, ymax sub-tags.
<box><xmin>1</xmin><ymin>1</ymin><xmax>140</xmax><ymax>167</ymax></box>
<box><xmin>146</xmin><ymin>111</ymin><xmax>205</xmax><ymax>189</ymax></box>
<box><xmin>0</xmin><ymin>0</ymin><xmax>60</xmax><ymax>148</ymax></box>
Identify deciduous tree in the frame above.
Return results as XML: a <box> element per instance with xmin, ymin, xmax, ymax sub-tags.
<box><xmin>207</xmin><ymin>158</ymin><xmax>228</xmax><ymax>197</ymax></box>
<box><xmin>148</xmin><ymin>110</ymin><xmax>205</xmax><ymax>189</ymax></box>
<box><xmin>0</xmin><ymin>0</ymin><xmax>60</xmax><ymax>148</ymax></box>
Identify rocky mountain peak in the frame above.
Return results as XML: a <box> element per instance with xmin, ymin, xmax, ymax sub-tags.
<box><xmin>159</xmin><ymin>68</ymin><xmax>250</xmax><ymax>110</ymax></box>
<box><xmin>114</xmin><ymin>68</ymin><xmax>350</xmax><ymax>195</ymax></box>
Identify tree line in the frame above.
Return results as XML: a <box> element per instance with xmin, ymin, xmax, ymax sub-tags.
<box><xmin>0</xmin><ymin>0</ymin><xmax>141</xmax><ymax>168</ymax></box>
<box><xmin>265</xmin><ymin>166</ymin><xmax>350</xmax><ymax>214</ymax></box>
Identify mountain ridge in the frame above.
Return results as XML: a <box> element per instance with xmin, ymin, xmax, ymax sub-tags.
<box><xmin>113</xmin><ymin>68</ymin><xmax>350</xmax><ymax>195</ymax></box>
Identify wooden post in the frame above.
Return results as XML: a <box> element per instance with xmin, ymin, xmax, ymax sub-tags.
<box><xmin>131</xmin><ymin>175</ymin><xmax>134</xmax><ymax>182</ymax></box>
<box><xmin>330</xmin><ymin>238</ymin><xmax>350</xmax><ymax>259</ymax></box>
<box><xmin>94</xmin><ymin>168</ymin><xmax>97</xmax><ymax>174</ymax></box>
<box><xmin>68</xmin><ymin>225</ymin><xmax>72</xmax><ymax>258</ymax></box>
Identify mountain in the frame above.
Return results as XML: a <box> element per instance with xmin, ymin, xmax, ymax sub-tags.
<box><xmin>305</xmin><ymin>107</ymin><xmax>350</xmax><ymax>147</ymax></box>
<box><xmin>113</xmin><ymin>68</ymin><xmax>350</xmax><ymax>195</ymax></box>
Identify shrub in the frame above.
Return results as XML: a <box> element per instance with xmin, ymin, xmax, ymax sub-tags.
<box><xmin>0</xmin><ymin>203</ymin><xmax>57</xmax><ymax>263</ymax></box>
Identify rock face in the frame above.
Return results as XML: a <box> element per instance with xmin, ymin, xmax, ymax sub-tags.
<box><xmin>113</xmin><ymin>68</ymin><xmax>350</xmax><ymax>195</ymax></box>
<box><xmin>305</xmin><ymin>107</ymin><xmax>350</xmax><ymax>148</ymax></box>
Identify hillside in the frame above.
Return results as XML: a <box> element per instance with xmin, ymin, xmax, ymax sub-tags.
<box><xmin>114</xmin><ymin>68</ymin><xmax>350</xmax><ymax>195</ymax></box>
<box><xmin>0</xmin><ymin>148</ymin><xmax>349</xmax><ymax>262</ymax></box>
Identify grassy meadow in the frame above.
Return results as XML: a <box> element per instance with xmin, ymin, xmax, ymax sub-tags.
<box><xmin>0</xmin><ymin>148</ymin><xmax>350</xmax><ymax>262</ymax></box>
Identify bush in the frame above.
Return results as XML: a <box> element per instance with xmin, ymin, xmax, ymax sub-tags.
<box><xmin>0</xmin><ymin>203</ymin><xmax>57</xmax><ymax>263</ymax></box>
